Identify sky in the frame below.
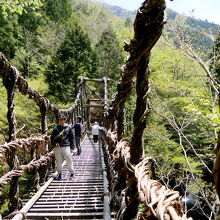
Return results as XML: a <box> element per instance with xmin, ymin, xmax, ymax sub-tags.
<box><xmin>96</xmin><ymin>0</ymin><xmax>220</xmax><ymax>25</ymax></box>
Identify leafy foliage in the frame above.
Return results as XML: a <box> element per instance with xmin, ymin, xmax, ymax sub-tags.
<box><xmin>0</xmin><ymin>84</ymin><xmax>8</xmax><ymax>143</ymax></box>
<box><xmin>45</xmin><ymin>20</ymin><xmax>98</xmax><ymax>104</ymax></box>
<box><xmin>11</xmin><ymin>30</ymin><xmax>41</xmax><ymax>78</ymax></box>
<box><xmin>145</xmin><ymin>42</ymin><xmax>216</xmax><ymax>215</ymax></box>
<box><xmin>210</xmin><ymin>32</ymin><xmax>220</xmax><ymax>82</ymax></box>
<box><xmin>0</xmin><ymin>0</ymin><xmax>43</xmax><ymax>17</ymax></box>
<box><xmin>43</xmin><ymin>0</ymin><xmax>72</xmax><ymax>23</ymax></box>
<box><xmin>95</xmin><ymin>27</ymin><xmax>124</xmax><ymax>80</ymax></box>
<box><xmin>0</xmin><ymin>8</ymin><xmax>20</xmax><ymax>59</ymax></box>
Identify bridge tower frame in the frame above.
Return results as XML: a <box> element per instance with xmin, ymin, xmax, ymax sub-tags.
<box><xmin>79</xmin><ymin>76</ymin><xmax>109</xmax><ymax>129</ymax></box>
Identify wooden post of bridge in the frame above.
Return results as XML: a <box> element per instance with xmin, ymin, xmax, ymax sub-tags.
<box><xmin>3</xmin><ymin>66</ymin><xmax>17</xmax><ymax>142</ymax></box>
<box><xmin>81</xmin><ymin>77</ymin><xmax>109</xmax><ymax>128</ymax></box>
<box><xmin>79</xmin><ymin>77</ymin><xmax>84</xmax><ymax>121</ymax></box>
<box><xmin>103</xmin><ymin>76</ymin><xmax>109</xmax><ymax>127</ymax></box>
<box><xmin>81</xmin><ymin>79</ymin><xmax>87</xmax><ymax>122</ymax></box>
<box><xmin>40</xmin><ymin>105</ymin><xmax>48</xmax><ymax>135</ymax></box>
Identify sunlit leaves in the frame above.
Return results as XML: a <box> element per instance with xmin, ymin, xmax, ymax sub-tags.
<box><xmin>144</xmin><ymin>40</ymin><xmax>215</xmax><ymax>196</ymax></box>
<box><xmin>0</xmin><ymin>0</ymin><xmax>43</xmax><ymax>17</ymax></box>
<box><xmin>184</xmin><ymin>97</ymin><xmax>220</xmax><ymax>129</ymax></box>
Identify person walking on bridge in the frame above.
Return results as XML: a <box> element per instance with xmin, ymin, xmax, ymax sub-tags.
<box><xmin>72</xmin><ymin>116</ymin><xmax>83</xmax><ymax>155</ymax></box>
<box><xmin>51</xmin><ymin>114</ymin><xmax>75</xmax><ymax>180</ymax></box>
<box><xmin>91</xmin><ymin>121</ymin><xmax>100</xmax><ymax>143</ymax></box>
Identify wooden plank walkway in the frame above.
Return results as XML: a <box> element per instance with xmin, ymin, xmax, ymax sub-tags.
<box><xmin>13</xmin><ymin>134</ymin><xmax>111</xmax><ymax>220</ymax></box>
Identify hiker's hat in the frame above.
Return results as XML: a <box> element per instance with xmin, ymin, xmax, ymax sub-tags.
<box><xmin>58</xmin><ymin>114</ymin><xmax>66</xmax><ymax>119</ymax></box>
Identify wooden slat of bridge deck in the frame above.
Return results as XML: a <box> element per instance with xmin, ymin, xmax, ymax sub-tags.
<box><xmin>26</xmin><ymin>135</ymin><xmax>106</xmax><ymax>220</ymax></box>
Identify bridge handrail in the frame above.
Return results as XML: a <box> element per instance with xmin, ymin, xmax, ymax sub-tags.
<box><xmin>101</xmin><ymin>129</ymin><xmax>190</xmax><ymax>219</ymax></box>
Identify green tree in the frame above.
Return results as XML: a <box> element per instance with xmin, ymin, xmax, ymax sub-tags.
<box><xmin>43</xmin><ymin>0</ymin><xmax>72</xmax><ymax>23</ymax></box>
<box><xmin>145</xmin><ymin>42</ymin><xmax>216</xmax><ymax>216</ymax></box>
<box><xmin>11</xmin><ymin>29</ymin><xmax>41</xmax><ymax>78</ymax></box>
<box><xmin>210</xmin><ymin>32</ymin><xmax>220</xmax><ymax>82</ymax></box>
<box><xmin>95</xmin><ymin>27</ymin><xmax>124</xmax><ymax>81</ymax></box>
<box><xmin>0</xmin><ymin>7</ymin><xmax>20</xmax><ymax>59</ymax></box>
<box><xmin>17</xmin><ymin>7</ymin><xmax>43</xmax><ymax>33</ymax></box>
<box><xmin>11</xmin><ymin>7</ymin><xmax>45</xmax><ymax>77</ymax></box>
<box><xmin>45</xmin><ymin>21</ymin><xmax>98</xmax><ymax>104</ymax></box>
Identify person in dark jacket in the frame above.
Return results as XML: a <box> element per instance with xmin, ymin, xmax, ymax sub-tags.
<box><xmin>72</xmin><ymin>116</ymin><xmax>83</xmax><ymax>155</ymax></box>
<box><xmin>51</xmin><ymin>114</ymin><xmax>75</xmax><ymax>180</ymax></box>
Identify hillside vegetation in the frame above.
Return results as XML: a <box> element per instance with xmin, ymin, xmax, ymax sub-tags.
<box><xmin>0</xmin><ymin>0</ymin><xmax>220</xmax><ymax>218</ymax></box>
<box><xmin>99</xmin><ymin>2</ymin><xmax>220</xmax><ymax>53</ymax></box>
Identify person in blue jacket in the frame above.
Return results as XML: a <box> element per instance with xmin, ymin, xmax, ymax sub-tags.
<box><xmin>72</xmin><ymin>116</ymin><xmax>83</xmax><ymax>155</ymax></box>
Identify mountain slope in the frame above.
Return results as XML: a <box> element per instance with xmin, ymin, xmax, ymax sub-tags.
<box><xmin>96</xmin><ymin>1</ymin><xmax>220</xmax><ymax>52</ymax></box>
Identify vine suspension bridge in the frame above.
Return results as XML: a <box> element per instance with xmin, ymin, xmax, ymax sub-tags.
<box><xmin>0</xmin><ymin>0</ymin><xmax>220</xmax><ymax>220</ymax></box>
